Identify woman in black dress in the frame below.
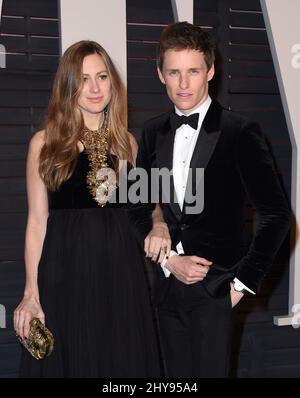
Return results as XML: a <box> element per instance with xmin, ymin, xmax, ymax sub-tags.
<box><xmin>13</xmin><ymin>41</ymin><xmax>170</xmax><ymax>377</ymax></box>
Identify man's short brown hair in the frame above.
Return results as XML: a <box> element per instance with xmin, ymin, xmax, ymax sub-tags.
<box><xmin>157</xmin><ymin>22</ymin><xmax>215</xmax><ymax>71</ymax></box>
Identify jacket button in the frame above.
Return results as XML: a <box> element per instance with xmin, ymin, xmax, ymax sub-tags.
<box><xmin>180</xmin><ymin>223</ymin><xmax>187</xmax><ymax>231</ymax></box>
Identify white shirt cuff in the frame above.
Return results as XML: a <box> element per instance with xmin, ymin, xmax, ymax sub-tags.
<box><xmin>233</xmin><ymin>277</ymin><xmax>256</xmax><ymax>295</ymax></box>
<box><xmin>160</xmin><ymin>250</ymin><xmax>178</xmax><ymax>278</ymax></box>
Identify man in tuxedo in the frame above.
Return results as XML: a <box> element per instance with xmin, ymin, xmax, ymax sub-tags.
<box><xmin>136</xmin><ymin>22</ymin><xmax>291</xmax><ymax>378</ymax></box>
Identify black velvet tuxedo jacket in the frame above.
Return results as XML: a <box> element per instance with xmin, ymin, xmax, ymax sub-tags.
<box><xmin>136</xmin><ymin>99</ymin><xmax>291</xmax><ymax>299</ymax></box>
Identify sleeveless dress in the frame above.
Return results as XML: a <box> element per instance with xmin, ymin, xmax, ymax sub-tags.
<box><xmin>19</xmin><ymin>151</ymin><xmax>161</xmax><ymax>378</ymax></box>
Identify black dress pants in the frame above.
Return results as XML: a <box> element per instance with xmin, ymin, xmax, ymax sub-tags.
<box><xmin>157</xmin><ymin>278</ymin><xmax>232</xmax><ymax>378</ymax></box>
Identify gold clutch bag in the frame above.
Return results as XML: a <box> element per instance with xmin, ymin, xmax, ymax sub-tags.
<box><xmin>17</xmin><ymin>318</ymin><xmax>54</xmax><ymax>360</ymax></box>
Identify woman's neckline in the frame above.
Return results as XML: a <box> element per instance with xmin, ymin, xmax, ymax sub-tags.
<box><xmin>78</xmin><ymin>150</ymin><xmax>117</xmax><ymax>159</ymax></box>
<box><xmin>77</xmin><ymin>141</ymin><xmax>117</xmax><ymax>159</ymax></box>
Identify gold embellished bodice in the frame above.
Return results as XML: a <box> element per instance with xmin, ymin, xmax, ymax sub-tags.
<box><xmin>81</xmin><ymin>125</ymin><xmax>117</xmax><ymax>207</ymax></box>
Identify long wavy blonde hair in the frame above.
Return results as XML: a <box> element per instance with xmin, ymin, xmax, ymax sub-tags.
<box><xmin>39</xmin><ymin>40</ymin><xmax>132</xmax><ymax>191</ymax></box>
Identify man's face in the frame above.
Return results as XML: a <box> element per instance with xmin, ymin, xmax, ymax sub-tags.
<box><xmin>158</xmin><ymin>49</ymin><xmax>214</xmax><ymax>115</ymax></box>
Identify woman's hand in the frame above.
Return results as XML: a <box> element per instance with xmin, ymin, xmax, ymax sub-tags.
<box><xmin>14</xmin><ymin>296</ymin><xmax>45</xmax><ymax>339</ymax></box>
<box><xmin>144</xmin><ymin>221</ymin><xmax>171</xmax><ymax>264</ymax></box>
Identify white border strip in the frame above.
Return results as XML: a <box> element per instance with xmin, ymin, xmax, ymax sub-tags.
<box><xmin>261</xmin><ymin>0</ymin><xmax>300</xmax><ymax>327</ymax></box>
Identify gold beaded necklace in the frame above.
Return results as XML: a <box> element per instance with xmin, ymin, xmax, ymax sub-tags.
<box><xmin>81</xmin><ymin>112</ymin><xmax>117</xmax><ymax>207</ymax></box>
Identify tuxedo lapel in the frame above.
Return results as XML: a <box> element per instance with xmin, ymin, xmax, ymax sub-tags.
<box><xmin>183</xmin><ymin>100</ymin><xmax>223</xmax><ymax>215</ymax></box>
<box><xmin>155</xmin><ymin>123</ymin><xmax>173</xmax><ymax>171</ymax></box>
<box><xmin>156</xmin><ymin>116</ymin><xmax>182</xmax><ymax>221</ymax></box>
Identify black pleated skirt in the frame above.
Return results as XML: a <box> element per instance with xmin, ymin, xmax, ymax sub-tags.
<box><xmin>20</xmin><ymin>207</ymin><xmax>160</xmax><ymax>378</ymax></box>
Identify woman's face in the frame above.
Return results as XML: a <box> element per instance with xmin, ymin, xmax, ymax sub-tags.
<box><xmin>77</xmin><ymin>53</ymin><xmax>112</xmax><ymax>120</ymax></box>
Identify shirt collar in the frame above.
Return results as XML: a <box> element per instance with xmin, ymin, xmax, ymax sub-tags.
<box><xmin>174</xmin><ymin>96</ymin><xmax>212</xmax><ymax>130</ymax></box>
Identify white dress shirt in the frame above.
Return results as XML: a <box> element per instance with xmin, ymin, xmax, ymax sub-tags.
<box><xmin>172</xmin><ymin>97</ymin><xmax>211</xmax><ymax>211</ymax></box>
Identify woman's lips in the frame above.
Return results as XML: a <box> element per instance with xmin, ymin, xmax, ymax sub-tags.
<box><xmin>88</xmin><ymin>97</ymin><xmax>102</xmax><ymax>103</ymax></box>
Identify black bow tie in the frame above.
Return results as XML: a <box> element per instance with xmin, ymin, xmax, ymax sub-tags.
<box><xmin>170</xmin><ymin>112</ymin><xmax>199</xmax><ymax>131</ymax></box>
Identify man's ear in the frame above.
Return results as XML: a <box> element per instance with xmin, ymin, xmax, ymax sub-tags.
<box><xmin>207</xmin><ymin>63</ymin><xmax>215</xmax><ymax>82</ymax></box>
<box><xmin>157</xmin><ymin>67</ymin><xmax>166</xmax><ymax>85</ymax></box>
